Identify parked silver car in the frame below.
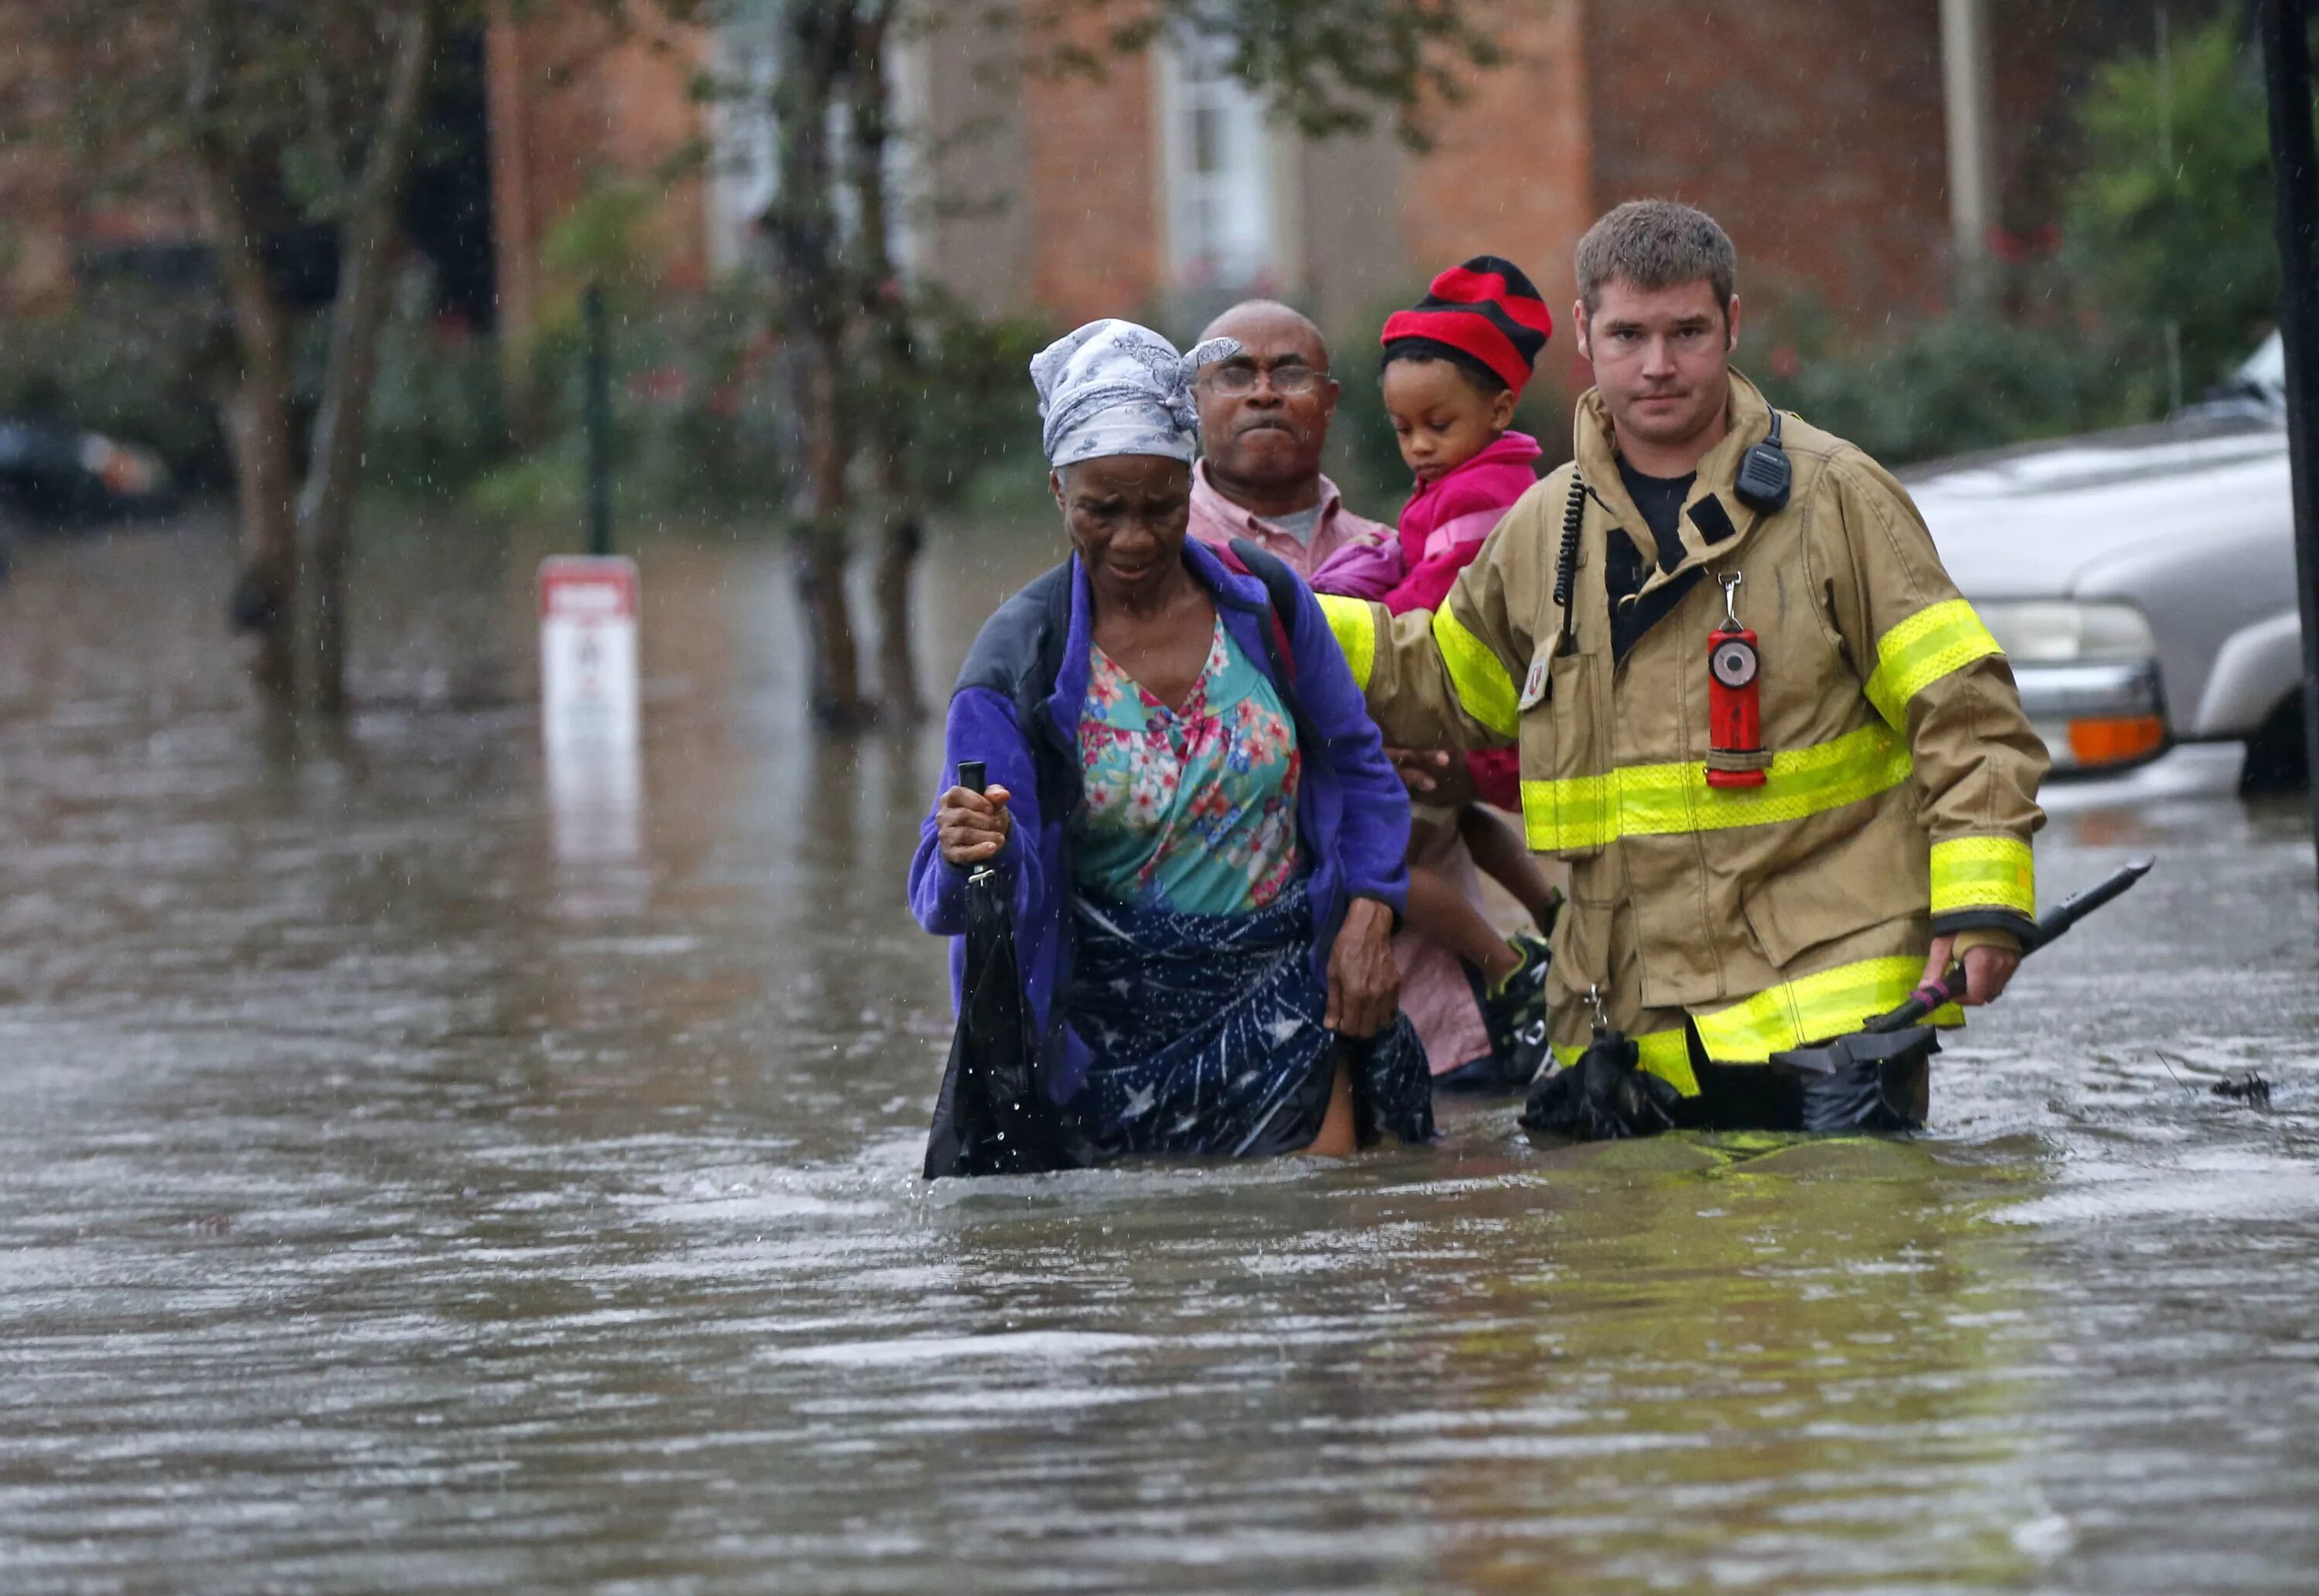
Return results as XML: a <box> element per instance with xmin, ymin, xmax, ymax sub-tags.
<box><xmin>1906</xmin><ymin>336</ymin><xmax>2304</xmax><ymax>793</ymax></box>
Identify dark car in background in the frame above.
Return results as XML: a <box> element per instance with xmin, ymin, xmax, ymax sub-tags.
<box><xmin>0</xmin><ymin>417</ymin><xmax>178</xmax><ymax>529</ymax></box>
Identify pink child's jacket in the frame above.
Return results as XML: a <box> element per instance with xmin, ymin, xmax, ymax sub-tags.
<box><xmin>1381</xmin><ymin>430</ymin><xmax>1542</xmax><ymax>810</ymax></box>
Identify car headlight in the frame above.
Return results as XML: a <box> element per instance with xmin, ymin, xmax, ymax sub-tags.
<box><xmin>1975</xmin><ymin>601</ymin><xmax>2155</xmax><ymax>663</ymax></box>
<box><xmin>1974</xmin><ymin>603</ymin><xmax>2167</xmax><ymax>773</ymax></box>
<box><xmin>75</xmin><ymin>433</ymin><xmax>163</xmax><ymax>498</ymax></box>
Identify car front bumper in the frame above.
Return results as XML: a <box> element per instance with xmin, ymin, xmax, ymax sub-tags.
<box><xmin>2037</xmin><ymin>740</ymin><xmax>2247</xmax><ymax>810</ymax></box>
<box><xmin>2014</xmin><ymin>660</ymin><xmax>2171</xmax><ymax>775</ymax></box>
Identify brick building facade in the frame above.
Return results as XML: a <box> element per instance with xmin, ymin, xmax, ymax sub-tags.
<box><xmin>0</xmin><ymin>11</ymin><xmax>74</xmax><ymax>314</ymax></box>
<box><xmin>5</xmin><ymin>2</ymin><xmax>2205</xmax><ymax>361</ymax></box>
<box><xmin>473</xmin><ymin>0</ymin><xmax>2182</xmax><ymax>358</ymax></box>
<box><xmin>485</xmin><ymin>5</ymin><xmax>710</xmax><ymax>346</ymax></box>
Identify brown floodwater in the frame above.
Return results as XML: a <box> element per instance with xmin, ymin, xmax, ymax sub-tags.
<box><xmin>1</xmin><ymin>509</ymin><xmax>2315</xmax><ymax>1594</ymax></box>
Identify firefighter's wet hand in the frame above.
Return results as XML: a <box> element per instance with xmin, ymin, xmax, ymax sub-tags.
<box><xmin>1386</xmin><ymin>747</ymin><xmax>1451</xmax><ymax>796</ymax></box>
<box><xmin>938</xmin><ymin>784</ymin><xmax>1012</xmax><ymax>866</ymax></box>
<box><xmin>1919</xmin><ymin>934</ymin><xmax>2021</xmax><ymax>1007</ymax></box>
<box><xmin>1325</xmin><ymin>897</ymin><xmax>1399</xmax><ymax>1038</ymax></box>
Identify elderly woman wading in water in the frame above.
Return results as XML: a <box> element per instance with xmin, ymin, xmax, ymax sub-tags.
<box><xmin>908</xmin><ymin>319</ymin><xmax>1434</xmax><ymax>1159</ymax></box>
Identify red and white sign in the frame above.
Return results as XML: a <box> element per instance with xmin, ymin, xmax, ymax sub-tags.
<box><xmin>539</xmin><ymin>556</ymin><xmax>640</xmax><ymax>750</ymax></box>
<box><xmin>540</xmin><ymin>556</ymin><xmax>642</xmax><ymax>874</ymax></box>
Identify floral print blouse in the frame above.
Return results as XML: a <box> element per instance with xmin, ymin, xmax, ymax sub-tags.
<box><xmin>1073</xmin><ymin>616</ymin><xmax>1304</xmax><ymax>916</ymax></box>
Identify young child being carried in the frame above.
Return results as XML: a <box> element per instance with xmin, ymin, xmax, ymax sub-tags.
<box><xmin>1376</xmin><ymin>257</ymin><xmax>1567</xmax><ymax>1090</ymax></box>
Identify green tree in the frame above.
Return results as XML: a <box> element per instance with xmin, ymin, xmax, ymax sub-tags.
<box><xmin>15</xmin><ymin>0</ymin><xmax>464</xmax><ymax>713</ymax></box>
<box><xmin>733</xmin><ymin>0</ymin><xmax>1505</xmax><ymax>728</ymax></box>
<box><xmin>1753</xmin><ymin>15</ymin><xmax>2311</xmax><ymax>467</ymax></box>
<box><xmin>2065</xmin><ymin>13</ymin><xmax>2284</xmax><ymax>393</ymax></box>
<box><xmin>1032</xmin><ymin>0</ymin><xmax>1500</xmax><ymax>148</ymax></box>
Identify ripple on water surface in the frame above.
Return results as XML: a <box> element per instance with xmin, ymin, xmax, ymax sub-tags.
<box><xmin>1</xmin><ymin>520</ymin><xmax>2316</xmax><ymax>1593</ymax></box>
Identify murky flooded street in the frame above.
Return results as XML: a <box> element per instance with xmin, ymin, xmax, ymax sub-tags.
<box><xmin>2</xmin><ymin>514</ymin><xmax>2315</xmax><ymax>1594</ymax></box>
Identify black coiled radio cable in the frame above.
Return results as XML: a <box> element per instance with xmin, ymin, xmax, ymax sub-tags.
<box><xmin>1552</xmin><ymin>471</ymin><xmax>1585</xmax><ymax>657</ymax></box>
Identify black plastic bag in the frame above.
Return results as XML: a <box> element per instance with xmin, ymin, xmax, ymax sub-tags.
<box><xmin>1791</xmin><ymin>1026</ymin><xmax>1935</xmax><ymax>1133</ymax></box>
<box><xmin>924</xmin><ymin>861</ymin><xmax>1091</xmax><ymax>1179</ymax></box>
<box><xmin>1520</xmin><ymin>1023</ymin><xmax>1684</xmax><ymax>1142</ymax></box>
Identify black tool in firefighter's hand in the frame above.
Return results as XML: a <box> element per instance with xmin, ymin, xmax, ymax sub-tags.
<box><xmin>1770</xmin><ymin>856</ymin><xmax>2155</xmax><ymax>1080</ymax></box>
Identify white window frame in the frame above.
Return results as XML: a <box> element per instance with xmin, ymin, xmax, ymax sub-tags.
<box><xmin>1156</xmin><ymin>29</ymin><xmax>1284</xmax><ymax>293</ymax></box>
<box><xmin>706</xmin><ymin>3</ymin><xmax>919</xmax><ymax>280</ymax></box>
<box><xmin>707</xmin><ymin>5</ymin><xmax>781</xmax><ymax>277</ymax></box>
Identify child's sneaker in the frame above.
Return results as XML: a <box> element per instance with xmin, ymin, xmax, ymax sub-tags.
<box><xmin>1473</xmin><ymin>931</ymin><xmax>1552</xmax><ymax>1091</ymax></box>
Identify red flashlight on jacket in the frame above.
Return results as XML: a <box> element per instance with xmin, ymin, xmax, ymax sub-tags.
<box><xmin>1708</xmin><ymin>572</ymin><xmax>1767</xmax><ymax>789</ymax></box>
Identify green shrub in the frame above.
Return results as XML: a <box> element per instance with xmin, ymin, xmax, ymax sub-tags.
<box><xmin>1750</xmin><ymin>280</ymin><xmax>2155</xmax><ymax>466</ymax></box>
<box><xmin>883</xmin><ymin>293</ymin><xmax>1054</xmax><ymax>512</ymax></box>
<box><xmin>2</xmin><ymin>245</ymin><xmax>1054</xmax><ymax>525</ymax></box>
<box><xmin>1745</xmin><ymin>15</ymin><xmax>2295</xmax><ymax>467</ymax></box>
<box><xmin>363</xmin><ymin>276</ymin><xmax>512</xmax><ymax>499</ymax></box>
<box><xmin>2065</xmin><ymin>13</ymin><xmax>2283</xmax><ymax>396</ymax></box>
<box><xmin>384</xmin><ymin>277</ymin><xmax>786</xmax><ymax>519</ymax></box>
<box><xmin>0</xmin><ymin>279</ymin><xmax>230</xmax><ymax>483</ymax></box>
<box><xmin>503</xmin><ymin>279</ymin><xmax>1054</xmax><ymax>521</ymax></box>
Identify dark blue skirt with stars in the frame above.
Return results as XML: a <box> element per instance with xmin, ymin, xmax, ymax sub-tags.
<box><xmin>1061</xmin><ymin>890</ymin><xmax>1435</xmax><ymax>1160</ymax></box>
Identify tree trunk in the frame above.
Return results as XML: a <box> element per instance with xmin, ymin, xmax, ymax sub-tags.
<box><xmin>295</xmin><ymin>1</ymin><xmax>441</xmax><ymax>716</ymax></box>
<box><xmin>192</xmin><ymin>149</ymin><xmax>300</xmax><ymax>703</ymax></box>
<box><xmin>794</xmin><ymin>529</ymin><xmax>866</xmax><ymax>727</ymax></box>
<box><xmin>871</xmin><ymin>511</ymin><xmax>925</xmax><ymax>722</ymax></box>
<box><xmin>848</xmin><ymin>1</ymin><xmax>926</xmax><ymax>724</ymax></box>
<box><xmin>217</xmin><ymin>361</ymin><xmax>300</xmax><ymax>698</ymax></box>
<box><xmin>789</xmin><ymin>326</ymin><xmax>874</xmax><ymax>726</ymax></box>
<box><xmin>770</xmin><ymin>0</ymin><xmax>873</xmax><ymax>729</ymax></box>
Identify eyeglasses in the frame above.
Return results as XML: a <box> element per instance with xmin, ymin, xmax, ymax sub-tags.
<box><xmin>1200</xmin><ymin>363</ymin><xmax>1326</xmax><ymax>397</ymax></box>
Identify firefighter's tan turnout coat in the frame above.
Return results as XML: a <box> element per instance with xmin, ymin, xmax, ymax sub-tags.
<box><xmin>1320</xmin><ymin>373</ymin><xmax>2049</xmax><ymax>1094</ymax></box>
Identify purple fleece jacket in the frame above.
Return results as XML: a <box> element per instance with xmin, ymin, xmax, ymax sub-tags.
<box><xmin>907</xmin><ymin>536</ymin><xmax>1411</xmax><ymax>1105</ymax></box>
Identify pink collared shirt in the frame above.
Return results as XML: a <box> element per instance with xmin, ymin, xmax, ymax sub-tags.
<box><xmin>1186</xmin><ymin>463</ymin><xmax>1405</xmax><ymax>600</ymax></box>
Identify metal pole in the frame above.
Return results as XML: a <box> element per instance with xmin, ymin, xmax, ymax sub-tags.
<box><xmin>2259</xmin><ymin>0</ymin><xmax>2319</xmax><ymax>879</ymax></box>
<box><xmin>1940</xmin><ymin>0</ymin><xmax>1999</xmax><ymax>264</ymax></box>
<box><xmin>583</xmin><ymin>281</ymin><xmax>615</xmax><ymax>559</ymax></box>
<box><xmin>2160</xmin><ymin>9</ymin><xmax>2185</xmax><ymax>420</ymax></box>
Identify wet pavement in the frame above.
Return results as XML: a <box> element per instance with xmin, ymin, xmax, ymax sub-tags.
<box><xmin>2</xmin><ymin>513</ymin><xmax>2316</xmax><ymax>1594</ymax></box>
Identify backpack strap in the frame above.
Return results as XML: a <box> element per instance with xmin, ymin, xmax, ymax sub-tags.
<box><xmin>1023</xmin><ymin>563</ymin><xmax>1081</xmax><ymax>823</ymax></box>
<box><xmin>1224</xmin><ymin>537</ymin><xmax>1330</xmax><ymax>761</ymax></box>
<box><xmin>1028</xmin><ymin>560</ymin><xmax>1074</xmax><ymax>715</ymax></box>
<box><xmin>1223</xmin><ymin>538</ymin><xmax>1302</xmax><ymax>684</ymax></box>
<box><xmin>950</xmin><ymin>559</ymin><xmax>1081</xmax><ymax>825</ymax></box>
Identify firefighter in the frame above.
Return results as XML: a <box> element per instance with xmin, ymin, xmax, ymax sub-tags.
<box><xmin>1316</xmin><ymin>199</ymin><xmax>2050</xmax><ymax>1131</ymax></box>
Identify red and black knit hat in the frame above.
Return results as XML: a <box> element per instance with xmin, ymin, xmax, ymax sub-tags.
<box><xmin>1380</xmin><ymin>255</ymin><xmax>1553</xmax><ymax>393</ymax></box>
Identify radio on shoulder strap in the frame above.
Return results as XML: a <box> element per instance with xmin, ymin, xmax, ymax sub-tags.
<box><xmin>1734</xmin><ymin>409</ymin><xmax>1792</xmax><ymax>514</ymax></box>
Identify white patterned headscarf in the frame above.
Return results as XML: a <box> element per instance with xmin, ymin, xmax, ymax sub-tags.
<box><xmin>1030</xmin><ymin>318</ymin><xmax>1240</xmax><ymax>470</ymax></box>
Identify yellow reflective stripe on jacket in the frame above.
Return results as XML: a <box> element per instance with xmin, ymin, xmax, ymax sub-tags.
<box><xmin>1520</xmin><ymin>722</ymin><xmax>1914</xmax><ymax>852</ymax></box>
<box><xmin>1432</xmin><ymin>606</ymin><xmax>1520</xmax><ymax>738</ymax></box>
<box><xmin>1315</xmin><ymin>594</ymin><xmax>1376</xmax><ymax>691</ymax></box>
<box><xmin>1864</xmin><ymin>599</ymin><xmax>2004</xmax><ymax>728</ymax></box>
<box><xmin>1691</xmin><ymin>956</ymin><xmax>1967</xmax><ymax>1063</ymax></box>
<box><xmin>1930</xmin><ymin>835</ymin><xmax>2035</xmax><ymax>917</ymax></box>
<box><xmin>1551</xmin><ymin>1027</ymin><xmax>1700</xmax><ymax>1097</ymax></box>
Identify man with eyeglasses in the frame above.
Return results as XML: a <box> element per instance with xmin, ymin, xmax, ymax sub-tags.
<box><xmin>1185</xmin><ymin>300</ymin><xmax>1404</xmax><ymax>600</ymax></box>
<box><xmin>1189</xmin><ymin>299</ymin><xmax>1539</xmax><ymax>1097</ymax></box>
